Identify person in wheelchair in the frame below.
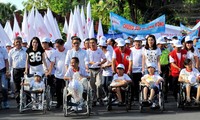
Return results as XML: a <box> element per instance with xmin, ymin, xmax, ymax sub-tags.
<box><xmin>141</xmin><ymin>63</ymin><xmax>163</xmax><ymax>107</ymax></box>
<box><xmin>64</xmin><ymin>57</ymin><xmax>90</xmax><ymax>111</ymax></box>
<box><xmin>178</xmin><ymin>59</ymin><xmax>200</xmax><ymax>105</ymax></box>
<box><xmin>22</xmin><ymin>72</ymin><xmax>45</xmax><ymax>110</ymax></box>
<box><xmin>109</xmin><ymin>64</ymin><xmax>132</xmax><ymax>105</ymax></box>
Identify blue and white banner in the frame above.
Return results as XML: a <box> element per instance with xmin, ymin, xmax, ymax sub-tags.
<box><xmin>110</xmin><ymin>12</ymin><xmax>165</xmax><ymax>35</ymax></box>
<box><xmin>180</xmin><ymin>23</ymin><xmax>198</xmax><ymax>37</ymax></box>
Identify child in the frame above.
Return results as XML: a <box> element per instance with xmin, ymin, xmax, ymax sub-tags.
<box><xmin>110</xmin><ymin>64</ymin><xmax>132</xmax><ymax>105</ymax></box>
<box><xmin>141</xmin><ymin>63</ymin><xmax>163</xmax><ymax>106</ymax></box>
<box><xmin>64</xmin><ymin>57</ymin><xmax>90</xmax><ymax>111</ymax></box>
<box><xmin>178</xmin><ymin>59</ymin><xmax>200</xmax><ymax>104</ymax></box>
<box><xmin>22</xmin><ymin>72</ymin><xmax>45</xmax><ymax>110</ymax></box>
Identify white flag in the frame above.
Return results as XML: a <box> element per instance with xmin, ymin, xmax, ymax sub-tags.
<box><xmin>64</xmin><ymin>11</ymin><xmax>73</xmax><ymax>50</ymax></box>
<box><xmin>4</xmin><ymin>21</ymin><xmax>13</xmax><ymax>43</ymax></box>
<box><xmin>81</xmin><ymin>6</ymin><xmax>88</xmax><ymax>39</ymax></box>
<box><xmin>47</xmin><ymin>8</ymin><xmax>62</xmax><ymax>41</ymax></box>
<box><xmin>44</xmin><ymin>14</ymin><xmax>55</xmax><ymax>41</ymax></box>
<box><xmin>0</xmin><ymin>23</ymin><xmax>12</xmax><ymax>47</ymax></box>
<box><xmin>96</xmin><ymin>19</ymin><xmax>104</xmax><ymax>42</ymax></box>
<box><xmin>89</xmin><ymin>20</ymin><xmax>94</xmax><ymax>38</ymax></box>
<box><xmin>87</xmin><ymin>1</ymin><xmax>92</xmax><ymax>32</ymax></box>
<box><xmin>63</xmin><ymin>17</ymin><xmax>69</xmax><ymax>34</ymax></box>
<box><xmin>13</xmin><ymin>14</ymin><xmax>22</xmax><ymax>39</ymax></box>
<box><xmin>28</xmin><ymin>7</ymin><xmax>36</xmax><ymax>41</ymax></box>
<box><xmin>34</xmin><ymin>9</ymin><xmax>50</xmax><ymax>40</ymax></box>
<box><xmin>21</xmin><ymin>10</ymin><xmax>29</xmax><ymax>42</ymax></box>
<box><xmin>70</xmin><ymin>9</ymin><xmax>78</xmax><ymax>36</ymax></box>
<box><xmin>54</xmin><ymin>18</ymin><xmax>62</xmax><ymax>39</ymax></box>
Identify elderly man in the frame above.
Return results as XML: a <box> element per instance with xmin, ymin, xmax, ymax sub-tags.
<box><xmin>8</xmin><ymin>37</ymin><xmax>27</xmax><ymax>107</ymax></box>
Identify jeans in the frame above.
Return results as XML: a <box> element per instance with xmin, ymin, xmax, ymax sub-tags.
<box><xmin>102</xmin><ymin>76</ymin><xmax>113</xmax><ymax>96</ymax></box>
<box><xmin>0</xmin><ymin>67</ymin><xmax>8</xmax><ymax>102</ymax></box>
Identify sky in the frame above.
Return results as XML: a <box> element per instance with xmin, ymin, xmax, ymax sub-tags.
<box><xmin>0</xmin><ymin>0</ymin><xmax>26</xmax><ymax>10</ymax></box>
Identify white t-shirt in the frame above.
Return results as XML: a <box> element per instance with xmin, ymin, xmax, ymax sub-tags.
<box><xmin>64</xmin><ymin>67</ymin><xmax>89</xmax><ymax>79</ymax></box>
<box><xmin>143</xmin><ymin>48</ymin><xmax>161</xmax><ymax>70</ymax></box>
<box><xmin>169</xmin><ymin>53</ymin><xmax>182</xmax><ymax>63</ymax></box>
<box><xmin>54</xmin><ymin>47</ymin><xmax>68</xmax><ymax>79</ymax></box>
<box><xmin>87</xmin><ymin>48</ymin><xmax>106</xmax><ymax>68</ymax></box>
<box><xmin>0</xmin><ymin>47</ymin><xmax>8</xmax><ymax>70</ymax></box>
<box><xmin>112</xmin><ymin>73</ymin><xmax>131</xmax><ymax>82</ymax></box>
<box><xmin>179</xmin><ymin>68</ymin><xmax>200</xmax><ymax>84</ymax></box>
<box><xmin>44</xmin><ymin>48</ymin><xmax>56</xmax><ymax>74</ymax></box>
<box><xmin>107</xmin><ymin>45</ymin><xmax>113</xmax><ymax>56</ymax></box>
<box><xmin>186</xmin><ymin>49</ymin><xmax>198</xmax><ymax>67</ymax></box>
<box><xmin>65</xmin><ymin>48</ymin><xmax>89</xmax><ymax>69</ymax></box>
<box><xmin>102</xmin><ymin>51</ymin><xmax>113</xmax><ymax>76</ymax></box>
<box><xmin>141</xmin><ymin>74</ymin><xmax>163</xmax><ymax>85</ymax></box>
<box><xmin>30</xmin><ymin>80</ymin><xmax>45</xmax><ymax>91</ymax></box>
<box><xmin>129</xmin><ymin>47</ymin><xmax>143</xmax><ymax>73</ymax></box>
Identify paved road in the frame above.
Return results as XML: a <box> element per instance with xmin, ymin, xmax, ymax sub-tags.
<box><xmin>1</xmin><ymin>96</ymin><xmax>200</xmax><ymax>120</ymax></box>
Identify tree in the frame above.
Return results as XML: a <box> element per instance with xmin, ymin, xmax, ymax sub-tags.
<box><xmin>23</xmin><ymin>0</ymin><xmax>86</xmax><ymax>16</ymax></box>
<box><xmin>0</xmin><ymin>3</ymin><xmax>17</xmax><ymax>26</ymax></box>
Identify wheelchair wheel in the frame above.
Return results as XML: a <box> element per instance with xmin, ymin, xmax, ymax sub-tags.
<box><xmin>63</xmin><ymin>87</ymin><xmax>68</xmax><ymax>117</ymax></box>
<box><xmin>125</xmin><ymin>85</ymin><xmax>132</xmax><ymax>111</ymax></box>
<box><xmin>86</xmin><ymin>89</ymin><xmax>92</xmax><ymax>116</ymax></box>
<box><xmin>139</xmin><ymin>93</ymin><xmax>143</xmax><ymax>113</ymax></box>
<box><xmin>177</xmin><ymin>92</ymin><xmax>184</xmax><ymax>109</ymax></box>
<box><xmin>107</xmin><ymin>90</ymin><xmax>112</xmax><ymax>111</ymax></box>
<box><xmin>19</xmin><ymin>89</ymin><xmax>25</xmax><ymax>113</ymax></box>
<box><xmin>46</xmin><ymin>85</ymin><xmax>52</xmax><ymax>111</ymax></box>
<box><xmin>159</xmin><ymin>91</ymin><xmax>164</xmax><ymax>112</ymax></box>
<box><xmin>64</xmin><ymin>108</ymin><xmax>68</xmax><ymax>117</ymax></box>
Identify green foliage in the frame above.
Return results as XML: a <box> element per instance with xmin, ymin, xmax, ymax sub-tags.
<box><xmin>0</xmin><ymin>3</ymin><xmax>17</xmax><ymax>26</ymax></box>
<box><xmin>22</xmin><ymin>0</ymin><xmax>85</xmax><ymax>16</ymax></box>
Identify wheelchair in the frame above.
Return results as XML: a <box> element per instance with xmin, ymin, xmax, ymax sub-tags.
<box><xmin>106</xmin><ymin>82</ymin><xmax>132</xmax><ymax>112</ymax></box>
<box><xmin>139</xmin><ymin>82</ymin><xmax>164</xmax><ymax>113</ymax></box>
<box><xmin>19</xmin><ymin>74</ymin><xmax>51</xmax><ymax>114</ymax></box>
<box><xmin>63</xmin><ymin>78</ymin><xmax>92</xmax><ymax>117</ymax></box>
<box><xmin>177</xmin><ymin>82</ymin><xmax>200</xmax><ymax>109</ymax></box>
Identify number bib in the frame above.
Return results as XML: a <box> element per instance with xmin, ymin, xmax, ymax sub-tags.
<box><xmin>27</xmin><ymin>50</ymin><xmax>43</xmax><ymax>66</ymax></box>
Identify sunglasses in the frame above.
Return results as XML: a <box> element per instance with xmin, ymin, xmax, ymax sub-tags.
<box><xmin>73</xmin><ymin>42</ymin><xmax>80</xmax><ymax>45</ymax></box>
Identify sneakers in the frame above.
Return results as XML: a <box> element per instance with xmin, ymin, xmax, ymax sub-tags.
<box><xmin>10</xmin><ymin>93</ymin><xmax>15</xmax><ymax>99</ymax></box>
<box><xmin>103</xmin><ymin>96</ymin><xmax>108</xmax><ymax>101</ymax></box>
<box><xmin>38</xmin><ymin>104</ymin><xmax>43</xmax><ymax>110</ymax></box>
<box><xmin>32</xmin><ymin>105</ymin><xmax>37</xmax><ymax>110</ymax></box>
<box><xmin>2</xmin><ymin>101</ymin><xmax>9</xmax><ymax>109</ymax></box>
<box><xmin>77</xmin><ymin>106</ymin><xmax>83</xmax><ymax>111</ymax></box>
<box><xmin>70</xmin><ymin>106</ymin><xmax>77</xmax><ymax>111</ymax></box>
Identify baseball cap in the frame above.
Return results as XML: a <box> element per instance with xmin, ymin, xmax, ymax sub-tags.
<box><xmin>99</xmin><ymin>36</ymin><xmax>107</xmax><ymax>42</ymax></box>
<box><xmin>6</xmin><ymin>43</ymin><xmax>12</xmax><ymax>47</ymax></box>
<box><xmin>116</xmin><ymin>64</ymin><xmax>125</xmax><ymax>69</ymax></box>
<box><xmin>34</xmin><ymin>72</ymin><xmax>43</xmax><ymax>77</ymax></box>
<box><xmin>41</xmin><ymin>37</ymin><xmax>51</xmax><ymax>43</ymax></box>
<box><xmin>134</xmin><ymin>35</ymin><xmax>145</xmax><ymax>41</ymax></box>
<box><xmin>117</xmin><ymin>39</ymin><xmax>126</xmax><ymax>47</ymax></box>
<box><xmin>99</xmin><ymin>40</ymin><xmax>107</xmax><ymax>46</ymax></box>
<box><xmin>147</xmin><ymin>62</ymin><xmax>156</xmax><ymax>69</ymax></box>
<box><xmin>173</xmin><ymin>40</ymin><xmax>183</xmax><ymax>47</ymax></box>
<box><xmin>22</xmin><ymin>39</ymin><xmax>27</xmax><ymax>43</ymax></box>
<box><xmin>125</xmin><ymin>39</ymin><xmax>130</xmax><ymax>44</ymax></box>
<box><xmin>157</xmin><ymin>37</ymin><xmax>166</xmax><ymax>44</ymax></box>
<box><xmin>185</xmin><ymin>36</ymin><xmax>193</xmax><ymax>42</ymax></box>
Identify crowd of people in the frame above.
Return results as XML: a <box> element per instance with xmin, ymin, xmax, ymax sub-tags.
<box><xmin>0</xmin><ymin>34</ymin><xmax>200</xmax><ymax>111</ymax></box>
